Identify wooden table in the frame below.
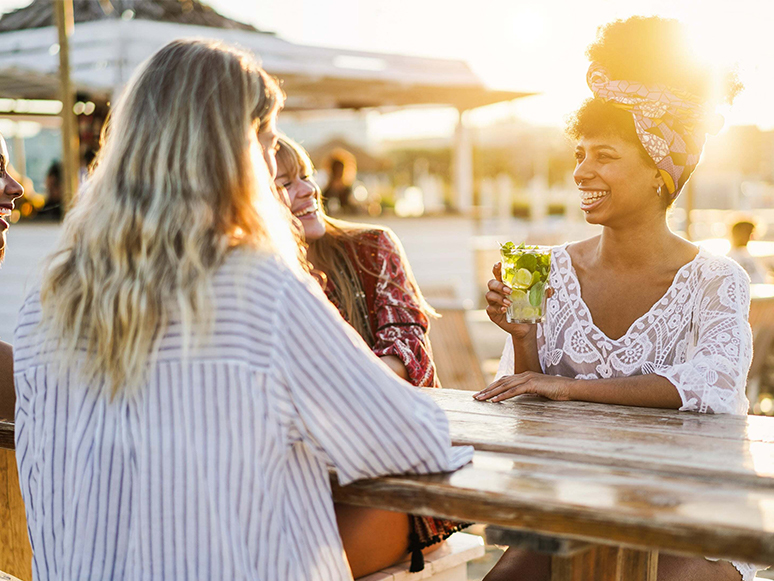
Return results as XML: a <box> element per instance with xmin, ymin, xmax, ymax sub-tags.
<box><xmin>333</xmin><ymin>389</ymin><xmax>774</xmax><ymax>580</ymax></box>
<box><xmin>3</xmin><ymin>391</ymin><xmax>774</xmax><ymax>580</ymax></box>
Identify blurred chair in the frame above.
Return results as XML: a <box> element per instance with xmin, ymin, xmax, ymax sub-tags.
<box><xmin>427</xmin><ymin>294</ymin><xmax>487</xmax><ymax>393</ymax></box>
<box><xmin>747</xmin><ymin>285</ymin><xmax>774</xmax><ymax>408</ymax></box>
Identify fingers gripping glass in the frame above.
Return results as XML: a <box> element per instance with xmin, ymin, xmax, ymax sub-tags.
<box><xmin>499</xmin><ymin>243</ymin><xmax>551</xmax><ymax>324</ymax></box>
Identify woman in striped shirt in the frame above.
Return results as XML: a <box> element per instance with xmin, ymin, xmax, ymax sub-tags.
<box><xmin>13</xmin><ymin>39</ymin><xmax>472</xmax><ymax>581</ymax></box>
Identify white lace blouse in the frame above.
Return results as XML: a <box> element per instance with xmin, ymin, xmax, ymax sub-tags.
<box><xmin>496</xmin><ymin>244</ymin><xmax>757</xmax><ymax>580</ymax></box>
<box><xmin>497</xmin><ymin>244</ymin><xmax>752</xmax><ymax>415</ymax></box>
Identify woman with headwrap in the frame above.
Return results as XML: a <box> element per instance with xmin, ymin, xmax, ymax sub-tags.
<box><xmin>479</xmin><ymin>16</ymin><xmax>756</xmax><ymax>581</ymax></box>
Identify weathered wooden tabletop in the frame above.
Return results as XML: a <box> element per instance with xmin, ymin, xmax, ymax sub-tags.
<box><xmin>430</xmin><ymin>388</ymin><xmax>774</xmax><ymax>485</ymax></box>
<box><xmin>333</xmin><ymin>389</ymin><xmax>774</xmax><ymax>570</ymax></box>
<box><xmin>3</xmin><ymin>390</ymin><xmax>774</xmax><ymax>578</ymax></box>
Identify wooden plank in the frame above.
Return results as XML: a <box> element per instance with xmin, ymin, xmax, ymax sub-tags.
<box><xmin>594</xmin><ymin>547</ymin><xmax>622</xmax><ymax>581</ymax></box>
<box><xmin>0</xmin><ymin>449</ymin><xmax>31</xmax><ymax>580</ymax></box>
<box><xmin>423</xmin><ymin>390</ymin><xmax>774</xmax><ymax>485</ymax></box>
<box><xmin>550</xmin><ymin>546</ymin><xmax>655</xmax><ymax>581</ymax></box>
<box><xmin>332</xmin><ymin>451</ymin><xmax>774</xmax><ymax>564</ymax></box>
<box><xmin>551</xmin><ymin>551</ymin><xmax>590</xmax><ymax>581</ymax></box>
<box><xmin>615</xmin><ymin>549</ymin><xmax>658</xmax><ymax>581</ymax></box>
<box><xmin>427</xmin><ymin>389</ymin><xmax>773</xmax><ymax>443</ymax></box>
<box><xmin>444</xmin><ymin>412</ymin><xmax>774</xmax><ymax>486</ymax></box>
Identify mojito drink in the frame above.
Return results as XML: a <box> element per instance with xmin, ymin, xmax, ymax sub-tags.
<box><xmin>499</xmin><ymin>243</ymin><xmax>551</xmax><ymax>324</ymax></box>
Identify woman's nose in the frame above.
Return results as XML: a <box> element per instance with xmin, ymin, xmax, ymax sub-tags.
<box><xmin>3</xmin><ymin>175</ymin><xmax>23</xmax><ymax>199</ymax></box>
<box><xmin>573</xmin><ymin>159</ymin><xmax>595</xmax><ymax>185</ymax></box>
<box><xmin>298</xmin><ymin>180</ymin><xmax>316</xmax><ymax>199</ymax></box>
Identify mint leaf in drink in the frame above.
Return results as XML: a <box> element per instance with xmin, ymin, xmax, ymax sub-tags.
<box><xmin>529</xmin><ymin>281</ymin><xmax>545</xmax><ymax>307</ymax></box>
<box><xmin>500</xmin><ymin>242</ymin><xmax>517</xmax><ymax>260</ymax></box>
<box><xmin>516</xmin><ymin>253</ymin><xmax>537</xmax><ymax>271</ymax></box>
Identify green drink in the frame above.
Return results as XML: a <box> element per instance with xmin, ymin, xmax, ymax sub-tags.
<box><xmin>499</xmin><ymin>243</ymin><xmax>551</xmax><ymax>324</ymax></box>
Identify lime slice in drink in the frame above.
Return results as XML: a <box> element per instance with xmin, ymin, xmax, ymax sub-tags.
<box><xmin>511</xmin><ymin>289</ymin><xmax>528</xmax><ymax>303</ymax></box>
<box><xmin>513</xmin><ymin>268</ymin><xmax>533</xmax><ymax>289</ymax></box>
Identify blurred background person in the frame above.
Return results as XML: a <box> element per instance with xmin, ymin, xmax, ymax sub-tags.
<box><xmin>728</xmin><ymin>218</ymin><xmax>767</xmax><ymax>283</ymax></box>
<box><xmin>322</xmin><ymin>151</ymin><xmax>355</xmax><ymax>214</ymax></box>
<box><xmin>41</xmin><ymin>160</ymin><xmax>62</xmax><ymax>220</ymax></box>
<box><xmin>275</xmin><ymin>135</ymin><xmax>468</xmax><ymax>577</ymax></box>
<box><xmin>79</xmin><ymin>148</ymin><xmax>97</xmax><ymax>184</ymax></box>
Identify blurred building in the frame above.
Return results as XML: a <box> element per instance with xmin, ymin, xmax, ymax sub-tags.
<box><xmin>0</xmin><ymin>0</ymin><xmax>531</xmax><ymax>213</ymax></box>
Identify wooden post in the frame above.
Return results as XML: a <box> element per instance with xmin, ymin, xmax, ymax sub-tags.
<box><xmin>616</xmin><ymin>548</ymin><xmax>658</xmax><ymax>581</ymax></box>
<box><xmin>54</xmin><ymin>0</ymin><xmax>79</xmax><ymax>213</ymax></box>
<box><xmin>453</xmin><ymin>108</ymin><xmax>473</xmax><ymax>214</ymax></box>
<box><xmin>551</xmin><ymin>546</ymin><xmax>657</xmax><ymax>581</ymax></box>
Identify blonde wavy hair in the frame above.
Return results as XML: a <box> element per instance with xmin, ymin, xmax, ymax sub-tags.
<box><xmin>40</xmin><ymin>39</ymin><xmax>300</xmax><ymax>394</ymax></box>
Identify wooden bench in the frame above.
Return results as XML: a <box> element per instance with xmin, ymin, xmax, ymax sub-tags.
<box><xmin>357</xmin><ymin>532</ymin><xmax>484</xmax><ymax>581</ymax></box>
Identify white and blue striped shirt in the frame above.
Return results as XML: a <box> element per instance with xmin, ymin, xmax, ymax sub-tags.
<box><xmin>13</xmin><ymin>251</ymin><xmax>473</xmax><ymax>581</ymax></box>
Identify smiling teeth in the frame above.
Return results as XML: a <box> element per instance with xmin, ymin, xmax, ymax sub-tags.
<box><xmin>0</xmin><ymin>208</ymin><xmax>11</xmax><ymax>216</ymax></box>
<box><xmin>580</xmin><ymin>191</ymin><xmax>609</xmax><ymax>204</ymax></box>
<box><xmin>294</xmin><ymin>203</ymin><xmax>318</xmax><ymax>218</ymax></box>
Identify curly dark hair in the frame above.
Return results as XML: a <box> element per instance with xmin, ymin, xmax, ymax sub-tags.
<box><xmin>567</xmin><ymin>16</ymin><xmax>742</xmax><ymax>143</ymax></box>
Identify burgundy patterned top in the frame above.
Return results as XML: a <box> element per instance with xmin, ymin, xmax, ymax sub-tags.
<box><xmin>325</xmin><ymin>228</ymin><xmax>439</xmax><ymax>388</ymax></box>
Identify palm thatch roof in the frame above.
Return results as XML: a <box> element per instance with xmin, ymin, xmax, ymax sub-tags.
<box><xmin>0</xmin><ymin>0</ymin><xmax>265</xmax><ymax>33</ymax></box>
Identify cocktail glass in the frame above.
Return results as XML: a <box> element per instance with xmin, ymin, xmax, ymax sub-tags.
<box><xmin>499</xmin><ymin>243</ymin><xmax>552</xmax><ymax>324</ymax></box>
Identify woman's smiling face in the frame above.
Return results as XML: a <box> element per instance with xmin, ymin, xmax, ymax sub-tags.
<box><xmin>573</xmin><ymin>134</ymin><xmax>665</xmax><ymax>227</ymax></box>
<box><xmin>275</xmin><ymin>155</ymin><xmax>327</xmax><ymax>241</ymax></box>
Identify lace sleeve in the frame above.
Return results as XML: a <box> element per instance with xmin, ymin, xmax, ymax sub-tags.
<box><xmin>654</xmin><ymin>259</ymin><xmax>752</xmax><ymax>415</ymax></box>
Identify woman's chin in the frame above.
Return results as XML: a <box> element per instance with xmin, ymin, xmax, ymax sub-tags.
<box><xmin>302</xmin><ymin>218</ymin><xmax>327</xmax><ymax>241</ymax></box>
<box><xmin>583</xmin><ymin>212</ymin><xmax>604</xmax><ymax>225</ymax></box>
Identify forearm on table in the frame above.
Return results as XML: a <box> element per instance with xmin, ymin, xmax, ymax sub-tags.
<box><xmin>511</xmin><ymin>329</ymin><xmax>542</xmax><ymax>374</ymax></box>
<box><xmin>569</xmin><ymin>374</ymin><xmax>683</xmax><ymax>409</ymax></box>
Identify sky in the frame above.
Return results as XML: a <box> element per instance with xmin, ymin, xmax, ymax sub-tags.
<box><xmin>1</xmin><ymin>0</ymin><xmax>773</xmax><ymax>135</ymax></box>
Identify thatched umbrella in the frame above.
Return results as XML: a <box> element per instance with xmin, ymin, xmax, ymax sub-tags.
<box><xmin>0</xmin><ymin>0</ymin><xmax>264</xmax><ymax>33</ymax></box>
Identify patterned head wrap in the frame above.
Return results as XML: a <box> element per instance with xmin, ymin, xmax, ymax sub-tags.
<box><xmin>586</xmin><ymin>63</ymin><xmax>722</xmax><ymax>199</ymax></box>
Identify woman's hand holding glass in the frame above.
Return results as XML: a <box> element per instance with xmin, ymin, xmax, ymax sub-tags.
<box><xmin>486</xmin><ymin>262</ymin><xmax>551</xmax><ymax>339</ymax></box>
